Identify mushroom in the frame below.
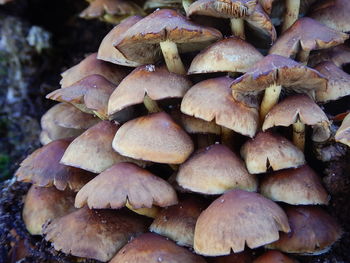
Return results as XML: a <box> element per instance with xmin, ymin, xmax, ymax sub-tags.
<box><xmin>266</xmin><ymin>206</ymin><xmax>342</xmax><ymax>255</ymax></box>
<box><xmin>335</xmin><ymin>112</ymin><xmax>350</xmax><ymax>147</ymax></box>
<box><xmin>269</xmin><ymin>17</ymin><xmax>349</xmax><ymax>63</ymax></box>
<box><xmin>230</xmin><ymin>54</ymin><xmax>327</xmax><ymax>121</ymax></box>
<box><xmin>23</xmin><ymin>186</ymin><xmax>76</xmax><ymax>235</ymax></box>
<box><xmin>194</xmin><ymin>189</ymin><xmax>290</xmax><ymax>255</ymax></box>
<box><xmin>253</xmin><ymin>250</ymin><xmax>298</xmax><ymax>263</ymax></box>
<box><xmin>176</xmin><ymin>144</ymin><xmax>258</xmax><ymax>194</ymax></box>
<box><xmin>144</xmin><ymin>0</ymin><xmax>183</xmax><ymax>11</ymax></box>
<box><xmin>260</xmin><ymin>165</ymin><xmax>329</xmax><ymax>205</ymax></box>
<box><xmin>15</xmin><ymin>139</ymin><xmax>95</xmax><ymax>192</ymax></box>
<box><xmin>262</xmin><ymin>94</ymin><xmax>331</xmax><ymax>151</ymax></box>
<box><xmin>110</xmin><ymin>233</ymin><xmax>207</xmax><ymax>263</ymax></box>
<box><xmin>308</xmin><ymin>44</ymin><xmax>350</xmax><ymax>68</ymax></box>
<box><xmin>209</xmin><ymin>251</ymin><xmax>253</xmax><ymax>263</ymax></box>
<box><xmin>112</xmin><ymin>112</ymin><xmax>194</xmax><ymax>164</ymax></box>
<box><xmin>241</xmin><ymin>131</ymin><xmax>305</xmax><ymax>174</ymax></box>
<box><xmin>43</xmin><ymin>207</ymin><xmax>148</xmax><ymax>262</ymax></box>
<box><xmin>113</xmin><ymin>8</ymin><xmax>222</xmax><ymax>74</ymax></box>
<box><xmin>61</xmin><ymin>121</ymin><xmax>146</xmax><ymax>174</ymax></box>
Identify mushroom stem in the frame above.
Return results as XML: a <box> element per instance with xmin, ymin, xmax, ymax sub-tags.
<box><xmin>160</xmin><ymin>40</ymin><xmax>186</xmax><ymax>75</ymax></box>
<box><xmin>197</xmin><ymin>134</ymin><xmax>216</xmax><ymax>148</ymax></box>
<box><xmin>230</xmin><ymin>18</ymin><xmax>245</xmax><ymax>39</ymax></box>
<box><xmin>293</xmin><ymin>119</ymin><xmax>305</xmax><ymax>151</ymax></box>
<box><xmin>126</xmin><ymin>200</ymin><xmax>160</xmax><ymax>218</ymax></box>
<box><xmin>144</xmin><ymin>94</ymin><xmax>162</xmax><ymax>113</ymax></box>
<box><xmin>260</xmin><ymin>84</ymin><xmax>282</xmax><ymax>121</ymax></box>
<box><xmin>282</xmin><ymin>0</ymin><xmax>300</xmax><ymax>32</ymax></box>
<box><xmin>221</xmin><ymin>127</ymin><xmax>234</xmax><ymax>148</ymax></box>
<box><xmin>182</xmin><ymin>0</ymin><xmax>194</xmax><ymax>14</ymax></box>
<box><xmin>296</xmin><ymin>49</ymin><xmax>311</xmax><ymax>64</ymax></box>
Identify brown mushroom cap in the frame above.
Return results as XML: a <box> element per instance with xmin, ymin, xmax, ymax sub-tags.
<box><xmin>267</xmin><ymin>206</ymin><xmax>342</xmax><ymax>255</ymax></box>
<box><xmin>335</xmin><ymin>112</ymin><xmax>350</xmax><ymax>147</ymax></box>
<box><xmin>179</xmin><ymin>113</ymin><xmax>221</xmax><ymax>135</ymax></box>
<box><xmin>60</xmin><ymin>53</ymin><xmax>127</xmax><ymax>88</ymax></box>
<box><xmin>97</xmin><ymin>16</ymin><xmax>142</xmax><ymax>67</ymax></box>
<box><xmin>114</xmin><ymin>8</ymin><xmax>222</xmax><ymax>64</ymax></box>
<box><xmin>314</xmin><ymin>61</ymin><xmax>350</xmax><ymax>103</ymax></box>
<box><xmin>150</xmin><ymin>197</ymin><xmax>206</xmax><ymax>247</ymax></box>
<box><xmin>262</xmin><ymin>94</ymin><xmax>331</xmax><ymax>142</ymax></box>
<box><xmin>75</xmin><ymin>162</ymin><xmax>177</xmax><ymax>209</ymax></box>
<box><xmin>308</xmin><ymin>44</ymin><xmax>350</xmax><ymax>68</ymax></box>
<box><xmin>260</xmin><ymin>165</ymin><xmax>329</xmax><ymax>205</ymax></box>
<box><xmin>108</xmin><ymin>65</ymin><xmax>191</xmax><ymax>117</ymax></box>
<box><xmin>23</xmin><ymin>186</ymin><xmax>75</xmax><ymax>235</ymax></box>
<box><xmin>110</xmin><ymin>233</ymin><xmax>207</xmax><ymax>263</ymax></box>
<box><xmin>15</xmin><ymin>139</ymin><xmax>94</xmax><ymax>192</ymax></box>
<box><xmin>241</xmin><ymin>131</ymin><xmax>305</xmax><ymax>174</ymax></box>
<box><xmin>181</xmin><ymin>77</ymin><xmax>259</xmax><ymax>138</ymax></box>
<box><xmin>188</xmin><ymin>37</ymin><xmax>263</xmax><ymax>75</ymax></box>
<box><xmin>231</xmin><ymin>54</ymin><xmax>327</xmax><ymax>93</ymax></box>
<box><xmin>177</xmin><ymin>144</ymin><xmax>257</xmax><ymax>194</ymax></box>
<box><xmin>43</xmin><ymin>207</ymin><xmax>148</xmax><ymax>262</ymax></box>
<box><xmin>269</xmin><ymin>17</ymin><xmax>349</xmax><ymax>59</ymax></box>
<box><xmin>112</xmin><ymin>112</ymin><xmax>194</xmax><ymax>164</ymax></box>
<box><xmin>194</xmin><ymin>189</ymin><xmax>290</xmax><ymax>256</ymax></box>
<box><xmin>253</xmin><ymin>250</ymin><xmax>298</xmax><ymax>263</ymax></box>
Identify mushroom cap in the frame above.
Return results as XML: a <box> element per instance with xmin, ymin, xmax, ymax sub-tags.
<box><xmin>262</xmin><ymin>94</ymin><xmax>331</xmax><ymax>142</ymax></box>
<box><xmin>269</xmin><ymin>17</ymin><xmax>349</xmax><ymax>58</ymax></box>
<box><xmin>150</xmin><ymin>197</ymin><xmax>206</xmax><ymax>247</ymax></box>
<box><xmin>61</xmin><ymin>121</ymin><xmax>145</xmax><ymax>174</ymax></box>
<box><xmin>309</xmin><ymin>0</ymin><xmax>350</xmax><ymax>33</ymax></box>
<box><xmin>181</xmin><ymin>77</ymin><xmax>259</xmax><ymax>138</ymax></box>
<box><xmin>47</xmin><ymin>74</ymin><xmax>117</xmax><ymax>120</ymax></box>
<box><xmin>240</xmin><ymin>131</ymin><xmax>305</xmax><ymax>174</ymax></box>
<box><xmin>75</xmin><ymin>162</ymin><xmax>178</xmax><ymax>209</ymax></box>
<box><xmin>39</xmin><ymin>130</ymin><xmax>53</xmax><ymax>145</ymax></box>
<box><xmin>114</xmin><ymin>8</ymin><xmax>222</xmax><ymax>64</ymax></box>
<box><xmin>314</xmin><ymin>61</ymin><xmax>350</xmax><ymax>103</ymax></box>
<box><xmin>188</xmin><ymin>37</ymin><xmax>263</xmax><ymax>75</ymax></box>
<box><xmin>97</xmin><ymin>16</ymin><xmax>143</xmax><ymax>67</ymax></box>
<box><xmin>231</xmin><ymin>54</ymin><xmax>327</xmax><ymax>93</ymax></box>
<box><xmin>253</xmin><ymin>250</ymin><xmax>298</xmax><ymax>263</ymax></box>
<box><xmin>23</xmin><ymin>186</ymin><xmax>75</xmax><ymax>235</ymax></box>
<box><xmin>179</xmin><ymin>113</ymin><xmax>221</xmax><ymax>135</ymax></box>
<box><xmin>43</xmin><ymin>207</ymin><xmax>148</xmax><ymax>262</ymax></box>
<box><xmin>108</xmin><ymin>65</ymin><xmax>191</xmax><ymax>117</ymax></box>
<box><xmin>110</xmin><ymin>233</ymin><xmax>207</xmax><ymax>263</ymax></box>
<box><xmin>177</xmin><ymin>144</ymin><xmax>258</xmax><ymax>194</ymax></box>
<box><xmin>260</xmin><ymin>165</ymin><xmax>329</xmax><ymax>205</ymax></box>
<box><xmin>112</xmin><ymin>112</ymin><xmax>194</xmax><ymax>164</ymax></box>
<box><xmin>267</xmin><ymin>206</ymin><xmax>342</xmax><ymax>255</ymax></box>
<box><xmin>15</xmin><ymin>139</ymin><xmax>94</xmax><ymax>192</ymax></box>
<box><xmin>209</xmin><ymin>251</ymin><xmax>253</xmax><ymax>263</ymax></box>
<box><xmin>308</xmin><ymin>44</ymin><xmax>350</xmax><ymax>68</ymax></box>
<box><xmin>335</xmin><ymin>112</ymin><xmax>350</xmax><ymax>147</ymax></box>
<box><xmin>194</xmin><ymin>189</ymin><xmax>290</xmax><ymax>255</ymax></box>
<box><xmin>60</xmin><ymin>53</ymin><xmax>127</xmax><ymax>88</ymax></box>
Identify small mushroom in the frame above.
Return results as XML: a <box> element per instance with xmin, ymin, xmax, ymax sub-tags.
<box><xmin>308</xmin><ymin>44</ymin><xmax>350</xmax><ymax>68</ymax></box>
<box><xmin>253</xmin><ymin>250</ymin><xmax>298</xmax><ymax>263</ymax></box>
<box><xmin>110</xmin><ymin>233</ymin><xmax>207</xmax><ymax>263</ymax></box>
<box><xmin>194</xmin><ymin>189</ymin><xmax>290</xmax><ymax>255</ymax></box>
<box><xmin>335</xmin><ymin>112</ymin><xmax>350</xmax><ymax>147</ymax></box>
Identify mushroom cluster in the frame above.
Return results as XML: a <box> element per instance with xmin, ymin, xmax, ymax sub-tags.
<box><xmin>15</xmin><ymin>1</ymin><xmax>349</xmax><ymax>262</ymax></box>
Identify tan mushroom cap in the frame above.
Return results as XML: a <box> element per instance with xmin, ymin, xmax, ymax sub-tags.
<box><xmin>180</xmin><ymin>113</ymin><xmax>221</xmax><ymax>135</ymax></box>
<box><xmin>314</xmin><ymin>61</ymin><xmax>350</xmax><ymax>103</ymax></box>
<box><xmin>43</xmin><ymin>207</ymin><xmax>148</xmax><ymax>262</ymax></box>
<box><xmin>335</xmin><ymin>113</ymin><xmax>350</xmax><ymax>147</ymax></box>
<box><xmin>114</xmin><ymin>8</ymin><xmax>222</xmax><ymax>64</ymax></box>
<box><xmin>209</xmin><ymin>251</ymin><xmax>253</xmax><ymax>263</ymax></box>
<box><xmin>181</xmin><ymin>77</ymin><xmax>259</xmax><ymax>138</ymax></box>
<box><xmin>177</xmin><ymin>144</ymin><xmax>257</xmax><ymax>194</ymax></box>
<box><xmin>231</xmin><ymin>54</ymin><xmax>327</xmax><ymax>93</ymax></box>
<box><xmin>267</xmin><ymin>206</ymin><xmax>342</xmax><ymax>255</ymax></box>
<box><xmin>194</xmin><ymin>189</ymin><xmax>290</xmax><ymax>256</ymax></box>
<box><xmin>23</xmin><ymin>186</ymin><xmax>75</xmax><ymax>235</ymax></box>
<box><xmin>15</xmin><ymin>139</ymin><xmax>95</xmax><ymax>192</ymax></box>
<box><xmin>150</xmin><ymin>197</ymin><xmax>206</xmax><ymax>247</ymax></box>
<box><xmin>97</xmin><ymin>16</ymin><xmax>142</xmax><ymax>67</ymax></box>
<box><xmin>47</xmin><ymin>74</ymin><xmax>117</xmax><ymax>120</ymax></box>
<box><xmin>253</xmin><ymin>250</ymin><xmax>298</xmax><ymax>263</ymax></box>
<box><xmin>110</xmin><ymin>233</ymin><xmax>207</xmax><ymax>263</ymax></box>
<box><xmin>39</xmin><ymin>130</ymin><xmax>53</xmax><ymax>145</ymax></box>
<box><xmin>260</xmin><ymin>165</ymin><xmax>329</xmax><ymax>205</ymax></box>
<box><xmin>108</xmin><ymin>65</ymin><xmax>191</xmax><ymax>117</ymax></box>
<box><xmin>241</xmin><ymin>131</ymin><xmax>305</xmax><ymax>174</ymax></box>
<box><xmin>262</xmin><ymin>94</ymin><xmax>331</xmax><ymax>142</ymax></box>
<box><xmin>60</xmin><ymin>53</ymin><xmax>127</xmax><ymax>88</ymax></box>
<box><xmin>309</xmin><ymin>0</ymin><xmax>350</xmax><ymax>33</ymax></box>
<box><xmin>269</xmin><ymin>17</ymin><xmax>349</xmax><ymax>59</ymax></box>
<box><xmin>308</xmin><ymin>45</ymin><xmax>350</xmax><ymax>68</ymax></box>
<box><xmin>61</xmin><ymin>121</ymin><xmax>145</xmax><ymax>174</ymax></box>
<box><xmin>75</xmin><ymin>162</ymin><xmax>177</xmax><ymax>209</ymax></box>
<box><xmin>113</xmin><ymin>112</ymin><xmax>194</xmax><ymax>164</ymax></box>
<box><xmin>188</xmin><ymin>37</ymin><xmax>263</xmax><ymax>75</ymax></box>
